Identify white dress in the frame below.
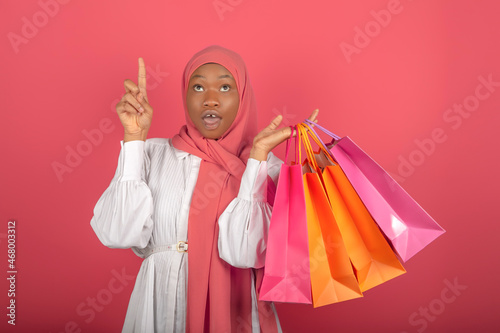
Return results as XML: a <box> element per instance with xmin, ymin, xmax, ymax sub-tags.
<box><xmin>90</xmin><ymin>138</ymin><xmax>284</xmax><ymax>333</ymax></box>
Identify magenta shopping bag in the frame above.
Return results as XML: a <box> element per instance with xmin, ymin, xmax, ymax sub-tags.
<box><xmin>259</xmin><ymin>127</ymin><xmax>312</xmax><ymax>304</ymax></box>
<box><xmin>304</xmin><ymin>120</ymin><xmax>445</xmax><ymax>262</ymax></box>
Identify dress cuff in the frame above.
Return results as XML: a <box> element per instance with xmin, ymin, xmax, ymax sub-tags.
<box><xmin>120</xmin><ymin>140</ymin><xmax>145</xmax><ymax>181</ymax></box>
<box><xmin>237</xmin><ymin>158</ymin><xmax>268</xmax><ymax>202</ymax></box>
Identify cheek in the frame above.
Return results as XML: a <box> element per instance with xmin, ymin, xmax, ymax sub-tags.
<box><xmin>225</xmin><ymin>93</ymin><xmax>240</xmax><ymax>119</ymax></box>
<box><xmin>186</xmin><ymin>95</ymin><xmax>199</xmax><ymax>121</ymax></box>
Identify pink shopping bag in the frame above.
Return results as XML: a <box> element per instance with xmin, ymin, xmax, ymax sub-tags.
<box><xmin>259</xmin><ymin>126</ymin><xmax>312</xmax><ymax>303</ymax></box>
<box><xmin>304</xmin><ymin>120</ymin><xmax>445</xmax><ymax>262</ymax></box>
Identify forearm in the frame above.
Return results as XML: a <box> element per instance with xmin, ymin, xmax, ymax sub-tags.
<box><xmin>91</xmin><ymin>140</ymin><xmax>153</xmax><ymax>248</ymax></box>
<box><xmin>218</xmin><ymin>158</ymin><xmax>271</xmax><ymax>268</ymax></box>
<box><xmin>249</xmin><ymin>147</ymin><xmax>268</xmax><ymax>162</ymax></box>
<box><xmin>124</xmin><ymin>131</ymin><xmax>148</xmax><ymax>142</ymax></box>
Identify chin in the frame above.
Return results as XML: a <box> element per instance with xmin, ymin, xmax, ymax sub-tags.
<box><xmin>193</xmin><ymin>123</ymin><xmax>226</xmax><ymax>140</ymax></box>
<box><xmin>196</xmin><ymin>128</ymin><xmax>222</xmax><ymax>140</ymax></box>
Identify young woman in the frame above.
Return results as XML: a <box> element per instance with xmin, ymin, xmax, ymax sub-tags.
<box><xmin>91</xmin><ymin>45</ymin><xmax>318</xmax><ymax>332</ymax></box>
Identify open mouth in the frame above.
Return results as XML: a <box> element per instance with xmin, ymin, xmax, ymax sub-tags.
<box><xmin>201</xmin><ymin>111</ymin><xmax>222</xmax><ymax>130</ymax></box>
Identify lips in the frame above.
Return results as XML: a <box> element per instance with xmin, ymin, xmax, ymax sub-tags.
<box><xmin>201</xmin><ymin>110</ymin><xmax>222</xmax><ymax>130</ymax></box>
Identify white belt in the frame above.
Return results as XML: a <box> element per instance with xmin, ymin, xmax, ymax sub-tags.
<box><xmin>143</xmin><ymin>241</ymin><xmax>188</xmax><ymax>258</ymax></box>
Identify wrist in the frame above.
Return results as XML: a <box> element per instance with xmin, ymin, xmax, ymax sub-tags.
<box><xmin>249</xmin><ymin>147</ymin><xmax>268</xmax><ymax>162</ymax></box>
<box><xmin>124</xmin><ymin>131</ymin><xmax>148</xmax><ymax>142</ymax></box>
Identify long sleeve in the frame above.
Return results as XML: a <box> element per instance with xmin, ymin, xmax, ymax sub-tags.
<box><xmin>218</xmin><ymin>152</ymin><xmax>283</xmax><ymax>269</ymax></box>
<box><xmin>90</xmin><ymin>140</ymin><xmax>154</xmax><ymax>249</ymax></box>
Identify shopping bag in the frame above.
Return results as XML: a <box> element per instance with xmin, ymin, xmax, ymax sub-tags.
<box><xmin>305</xmin><ymin>119</ymin><xmax>445</xmax><ymax>262</ymax></box>
<box><xmin>297</xmin><ymin>124</ymin><xmax>363</xmax><ymax>307</ymax></box>
<box><xmin>259</xmin><ymin>126</ymin><xmax>312</xmax><ymax>304</ymax></box>
<box><xmin>302</xmin><ymin>123</ymin><xmax>406</xmax><ymax>292</ymax></box>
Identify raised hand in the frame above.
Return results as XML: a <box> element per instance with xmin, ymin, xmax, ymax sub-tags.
<box><xmin>249</xmin><ymin>109</ymin><xmax>319</xmax><ymax>161</ymax></box>
<box><xmin>116</xmin><ymin>57</ymin><xmax>153</xmax><ymax>142</ymax></box>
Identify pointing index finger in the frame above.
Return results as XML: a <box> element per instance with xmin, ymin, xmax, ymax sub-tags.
<box><xmin>138</xmin><ymin>57</ymin><xmax>147</xmax><ymax>99</ymax></box>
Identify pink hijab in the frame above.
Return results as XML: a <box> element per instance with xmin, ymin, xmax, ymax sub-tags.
<box><xmin>172</xmin><ymin>45</ymin><xmax>280</xmax><ymax>332</ymax></box>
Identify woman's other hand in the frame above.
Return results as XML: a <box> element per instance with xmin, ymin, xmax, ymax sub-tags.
<box><xmin>116</xmin><ymin>57</ymin><xmax>154</xmax><ymax>142</ymax></box>
<box><xmin>249</xmin><ymin>109</ymin><xmax>319</xmax><ymax>161</ymax></box>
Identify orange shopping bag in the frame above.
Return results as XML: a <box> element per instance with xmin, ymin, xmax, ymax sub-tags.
<box><xmin>302</xmin><ymin>122</ymin><xmax>406</xmax><ymax>292</ymax></box>
<box><xmin>297</xmin><ymin>124</ymin><xmax>363</xmax><ymax>307</ymax></box>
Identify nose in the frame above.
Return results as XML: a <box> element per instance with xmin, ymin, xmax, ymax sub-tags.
<box><xmin>203</xmin><ymin>90</ymin><xmax>219</xmax><ymax>107</ymax></box>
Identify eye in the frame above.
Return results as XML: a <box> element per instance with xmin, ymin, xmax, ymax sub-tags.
<box><xmin>193</xmin><ymin>84</ymin><xmax>204</xmax><ymax>92</ymax></box>
<box><xmin>220</xmin><ymin>85</ymin><xmax>231</xmax><ymax>92</ymax></box>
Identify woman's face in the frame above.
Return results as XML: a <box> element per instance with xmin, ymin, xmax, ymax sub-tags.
<box><xmin>186</xmin><ymin>63</ymin><xmax>240</xmax><ymax>140</ymax></box>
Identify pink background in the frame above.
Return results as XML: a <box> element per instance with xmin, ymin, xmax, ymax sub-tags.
<box><xmin>1</xmin><ymin>0</ymin><xmax>499</xmax><ymax>332</ymax></box>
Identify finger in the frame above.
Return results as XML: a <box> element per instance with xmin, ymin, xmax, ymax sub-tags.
<box><xmin>122</xmin><ymin>92</ymin><xmax>145</xmax><ymax>113</ymax></box>
<box><xmin>116</xmin><ymin>100</ymin><xmax>141</xmax><ymax>116</ymax></box>
<box><xmin>280</xmin><ymin>123</ymin><xmax>298</xmax><ymax>140</ymax></box>
<box><xmin>124</xmin><ymin>79</ymin><xmax>140</xmax><ymax>95</ymax></box>
<box><xmin>307</xmin><ymin>109</ymin><xmax>319</xmax><ymax>122</ymax></box>
<box><xmin>265</xmin><ymin>115</ymin><xmax>283</xmax><ymax>131</ymax></box>
<box><xmin>138</xmin><ymin>57</ymin><xmax>148</xmax><ymax>102</ymax></box>
<box><xmin>305</xmin><ymin>109</ymin><xmax>319</xmax><ymax>131</ymax></box>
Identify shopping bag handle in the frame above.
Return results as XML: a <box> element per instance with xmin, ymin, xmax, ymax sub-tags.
<box><xmin>284</xmin><ymin>125</ymin><xmax>301</xmax><ymax>165</ymax></box>
<box><xmin>304</xmin><ymin>119</ymin><xmax>342</xmax><ymax>141</ymax></box>
<box><xmin>298</xmin><ymin>123</ymin><xmax>337</xmax><ymax>169</ymax></box>
<box><xmin>284</xmin><ymin>125</ymin><xmax>294</xmax><ymax>163</ymax></box>
<box><xmin>295</xmin><ymin>124</ymin><xmax>301</xmax><ymax>165</ymax></box>
<box><xmin>302</xmin><ymin>122</ymin><xmax>337</xmax><ymax>164</ymax></box>
<box><xmin>297</xmin><ymin>123</ymin><xmax>324</xmax><ymax>173</ymax></box>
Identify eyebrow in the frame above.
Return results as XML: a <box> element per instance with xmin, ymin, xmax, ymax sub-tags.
<box><xmin>191</xmin><ymin>74</ymin><xmax>234</xmax><ymax>80</ymax></box>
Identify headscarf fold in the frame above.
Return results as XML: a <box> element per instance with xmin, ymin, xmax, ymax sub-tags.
<box><xmin>172</xmin><ymin>45</ymin><xmax>279</xmax><ymax>332</ymax></box>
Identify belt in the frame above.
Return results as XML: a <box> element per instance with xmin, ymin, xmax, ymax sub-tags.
<box><xmin>143</xmin><ymin>241</ymin><xmax>188</xmax><ymax>258</ymax></box>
